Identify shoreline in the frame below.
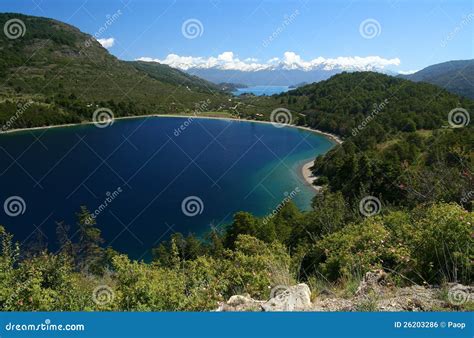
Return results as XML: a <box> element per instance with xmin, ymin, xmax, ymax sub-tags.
<box><xmin>300</xmin><ymin>161</ymin><xmax>321</xmax><ymax>192</ymax></box>
<box><xmin>1</xmin><ymin>113</ymin><xmax>343</xmax><ymax>192</ymax></box>
<box><xmin>0</xmin><ymin>113</ymin><xmax>344</xmax><ymax>144</ymax></box>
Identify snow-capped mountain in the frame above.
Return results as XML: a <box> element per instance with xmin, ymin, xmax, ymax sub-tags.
<box><xmin>137</xmin><ymin>51</ymin><xmax>401</xmax><ymax>86</ymax></box>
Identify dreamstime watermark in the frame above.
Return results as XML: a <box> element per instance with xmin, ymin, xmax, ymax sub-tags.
<box><xmin>359</xmin><ymin>18</ymin><xmax>381</xmax><ymax>39</ymax></box>
<box><xmin>351</xmin><ymin>99</ymin><xmax>389</xmax><ymax>136</ymax></box>
<box><xmin>5</xmin><ymin>319</ymin><xmax>85</xmax><ymax>332</ymax></box>
<box><xmin>181</xmin><ymin>18</ymin><xmax>204</xmax><ymax>39</ymax></box>
<box><xmin>1</xmin><ymin>101</ymin><xmax>33</xmax><ymax>133</ymax></box>
<box><xmin>460</xmin><ymin>191</ymin><xmax>473</xmax><ymax>204</ymax></box>
<box><xmin>262</xmin><ymin>9</ymin><xmax>300</xmax><ymax>48</ymax></box>
<box><xmin>441</xmin><ymin>12</ymin><xmax>473</xmax><ymax>48</ymax></box>
<box><xmin>85</xmin><ymin>187</ymin><xmax>123</xmax><ymax>225</ymax></box>
<box><xmin>3</xmin><ymin>196</ymin><xmax>26</xmax><ymax>217</ymax></box>
<box><xmin>173</xmin><ymin>99</ymin><xmax>211</xmax><ymax>137</ymax></box>
<box><xmin>270</xmin><ymin>108</ymin><xmax>293</xmax><ymax>128</ymax></box>
<box><xmin>263</xmin><ymin>187</ymin><xmax>300</xmax><ymax>224</ymax></box>
<box><xmin>359</xmin><ymin>196</ymin><xmax>381</xmax><ymax>217</ymax></box>
<box><xmin>3</xmin><ymin>18</ymin><xmax>26</xmax><ymax>39</ymax></box>
<box><xmin>92</xmin><ymin>284</ymin><xmax>115</xmax><ymax>306</ymax></box>
<box><xmin>92</xmin><ymin>107</ymin><xmax>115</xmax><ymax>128</ymax></box>
<box><xmin>448</xmin><ymin>285</ymin><xmax>472</xmax><ymax>305</ymax></box>
<box><xmin>84</xmin><ymin>10</ymin><xmax>123</xmax><ymax>47</ymax></box>
<box><xmin>269</xmin><ymin>285</ymin><xmax>298</xmax><ymax>311</ymax></box>
<box><xmin>448</xmin><ymin>108</ymin><xmax>470</xmax><ymax>128</ymax></box>
<box><xmin>181</xmin><ymin>196</ymin><xmax>204</xmax><ymax>217</ymax></box>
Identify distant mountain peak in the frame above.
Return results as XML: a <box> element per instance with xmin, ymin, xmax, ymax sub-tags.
<box><xmin>137</xmin><ymin>51</ymin><xmax>400</xmax><ymax>73</ymax></box>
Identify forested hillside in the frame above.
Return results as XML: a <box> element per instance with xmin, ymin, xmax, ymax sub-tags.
<box><xmin>399</xmin><ymin>59</ymin><xmax>474</xmax><ymax>99</ymax></box>
<box><xmin>0</xmin><ymin>13</ymin><xmax>229</xmax><ymax>130</ymax></box>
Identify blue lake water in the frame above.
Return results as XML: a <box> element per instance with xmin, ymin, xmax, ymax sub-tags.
<box><xmin>232</xmin><ymin>86</ymin><xmax>290</xmax><ymax>96</ymax></box>
<box><xmin>0</xmin><ymin>117</ymin><xmax>334</xmax><ymax>259</ymax></box>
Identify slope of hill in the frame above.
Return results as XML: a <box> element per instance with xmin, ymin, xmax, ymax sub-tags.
<box><xmin>128</xmin><ymin>61</ymin><xmax>222</xmax><ymax>94</ymax></box>
<box><xmin>238</xmin><ymin>72</ymin><xmax>473</xmax><ymax>207</ymax></box>
<box><xmin>0</xmin><ymin>13</ymin><xmax>229</xmax><ymax>130</ymax></box>
<box><xmin>399</xmin><ymin>60</ymin><xmax>474</xmax><ymax>99</ymax></box>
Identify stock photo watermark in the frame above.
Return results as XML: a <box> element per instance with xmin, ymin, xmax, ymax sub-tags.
<box><xmin>85</xmin><ymin>187</ymin><xmax>123</xmax><ymax>224</ymax></box>
<box><xmin>448</xmin><ymin>108</ymin><xmax>470</xmax><ymax>128</ymax></box>
<box><xmin>359</xmin><ymin>18</ymin><xmax>381</xmax><ymax>39</ymax></box>
<box><xmin>1</xmin><ymin>101</ymin><xmax>33</xmax><ymax>133</ymax></box>
<box><xmin>3</xmin><ymin>18</ymin><xmax>26</xmax><ymax>39</ymax></box>
<box><xmin>92</xmin><ymin>108</ymin><xmax>115</xmax><ymax>128</ymax></box>
<box><xmin>181</xmin><ymin>196</ymin><xmax>204</xmax><ymax>217</ymax></box>
<box><xmin>84</xmin><ymin>10</ymin><xmax>123</xmax><ymax>48</ymax></box>
<box><xmin>181</xmin><ymin>18</ymin><xmax>204</xmax><ymax>39</ymax></box>
<box><xmin>263</xmin><ymin>187</ymin><xmax>300</xmax><ymax>224</ymax></box>
<box><xmin>173</xmin><ymin>99</ymin><xmax>211</xmax><ymax>137</ymax></box>
<box><xmin>359</xmin><ymin>196</ymin><xmax>382</xmax><ymax>217</ymax></box>
<box><xmin>352</xmin><ymin>99</ymin><xmax>389</xmax><ymax>136</ymax></box>
<box><xmin>270</xmin><ymin>108</ymin><xmax>293</xmax><ymax>128</ymax></box>
<box><xmin>3</xmin><ymin>196</ymin><xmax>26</xmax><ymax>217</ymax></box>
<box><xmin>262</xmin><ymin>9</ymin><xmax>300</xmax><ymax>48</ymax></box>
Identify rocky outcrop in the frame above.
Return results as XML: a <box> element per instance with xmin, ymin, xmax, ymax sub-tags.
<box><xmin>217</xmin><ymin>271</ymin><xmax>473</xmax><ymax>312</ymax></box>
<box><xmin>261</xmin><ymin>284</ymin><xmax>312</xmax><ymax>311</ymax></box>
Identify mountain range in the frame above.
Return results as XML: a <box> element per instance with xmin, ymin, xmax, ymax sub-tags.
<box><xmin>399</xmin><ymin>59</ymin><xmax>474</xmax><ymax>99</ymax></box>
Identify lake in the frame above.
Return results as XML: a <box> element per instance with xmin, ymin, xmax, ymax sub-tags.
<box><xmin>0</xmin><ymin>117</ymin><xmax>334</xmax><ymax>259</ymax></box>
<box><xmin>232</xmin><ymin>86</ymin><xmax>290</xmax><ymax>96</ymax></box>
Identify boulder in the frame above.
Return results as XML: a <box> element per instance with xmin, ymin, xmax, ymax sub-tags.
<box><xmin>262</xmin><ymin>284</ymin><xmax>312</xmax><ymax>311</ymax></box>
<box><xmin>355</xmin><ymin>269</ymin><xmax>387</xmax><ymax>297</ymax></box>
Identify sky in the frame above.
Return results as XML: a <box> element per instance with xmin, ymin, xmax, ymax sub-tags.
<box><xmin>1</xmin><ymin>0</ymin><xmax>473</xmax><ymax>73</ymax></box>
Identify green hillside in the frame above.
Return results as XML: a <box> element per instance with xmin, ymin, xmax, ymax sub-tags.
<box><xmin>399</xmin><ymin>59</ymin><xmax>474</xmax><ymax>99</ymax></box>
<box><xmin>238</xmin><ymin>72</ymin><xmax>473</xmax><ymax>208</ymax></box>
<box><xmin>0</xmin><ymin>13</ymin><xmax>230</xmax><ymax>130</ymax></box>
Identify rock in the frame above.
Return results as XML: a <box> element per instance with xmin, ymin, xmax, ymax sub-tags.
<box><xmin>216</xmin><ymin>273</ymin><xmax>472</xmax><ymax>312</ymax></box>
<box><xmin>262</xmin><ymin>284</ymin><xmax>312</xmax><ymax>311</ymax></box>
<box><xmin>313</xmin><ymin>298</ymin><xmax>354</xmax><ymax>311</ymax></box>
<box><xmin>355</xmin><ymin>269</ymin><xmax>387</xmax><ymax>297</ymax></box>
<box><xmin>216</xmin><ymin>294</ymin><xmax>264</xmax><ymax>312</ymax></box>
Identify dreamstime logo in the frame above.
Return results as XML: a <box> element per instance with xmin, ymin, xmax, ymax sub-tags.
<box><xmin>359</xmin><ymin>196</ymin><xmax>381</xmax><ymax>217</ymax></box>
<box><xmin>351</xmin><ymin>99</ymin><xmax>389</xmax><ymax>136</ymax></box>
<box><xmin>448</xmin><ymin>285</ymin><xmax>471</xmax><ymax>305</ymax></box>
<box><xmin>441</xmin><ymin>12</ymin><xmax>473</xmax><ymax>48</ymax></box>
<box><xmin>359</xmin><ymin>18</ymin><xmax>381</xmax><ymax>39</ymax></box>
<box><xmin>84</xmin><ymin>187</ymin><xmax>123</xmax><ymax>225</ymax></box>
<box><xmin>1</xmin><ymin>101</ymin><xmax>33</xmax><ymax>133</ymax></box>
<box><xmin>92</xmin><ymin>285</ymin><xmax>115</xmax><ymax>306</ymax></box>
<box><xmin>269</xmin><ymin>285</ymin><xmax>297</xmax><ymax>311</ymax></box>
<box><xmin>3</xmin><ymin>18</ymin><xmax>26</xmax><ymax>39</ymax></box>
<box><xmin>173</xmin><ymin>99</ymin><xmax>211</xmax><ymax>137</ymax></box>
<box><xmin>263</xmin><ymin>187</ymin><xmax>300</xmax><ymax>224</ymax></box>
<box><xmin>448</xmin><ymin>108</ymin><xmax>470</xmax><ymax>128</ymax></box>
<box><xmin>262</xmin><ymin>9</ymin><xmax>300</xmax><ymax>48</ymax></box>
<box><xmin>181</xmin><ymin>19</ymin><xmax>204</xmax><ymax>39</ymax></box>
<box><xmin>270</xmin><ymin>108</ymin><xmax>292</xmax><ymax>128</ymax></box>
<box><xmin>3</xmin><ymin>196</ymin><xmax>26</xmax><ymax>217</ymax></box>
<box><xmin>84</xmin><ymin>10</ymin><xmax>122</xmax><ymax>47</ymax></box>
<box><xmin>92</xmin><ymin>108</ymin><xmax>114</xmax><ymax>128</ymax></box>
<box><xmin>460</xmin><ymin>190</ymin><xmax>473</xmax><ymax>204</ymax></box>
<box><xmin>181</xmin><ymin>196</ymin><xmax>204</xmax><ymax>217</ymax></box>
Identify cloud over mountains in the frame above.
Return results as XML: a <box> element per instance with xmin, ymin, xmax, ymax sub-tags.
<box><xmin>137</xmin><ymin>51</ymin><xmax>401</xmax><ymax>72</ymax></box>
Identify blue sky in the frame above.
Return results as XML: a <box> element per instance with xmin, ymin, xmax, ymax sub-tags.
<box><xmin>1</xmin><ymin>0</ymin><xmax>473</xmax><ymax>72</ymax></box>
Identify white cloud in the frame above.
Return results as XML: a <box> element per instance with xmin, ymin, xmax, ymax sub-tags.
<box><xmin>137</xmin><ymin>51</ymin><xmax>401</xmax><ymax>72</ymax></box>
<box><xmin>97</xmin><ymin>37</ymin><xmax>115</xmax><ymax>49</ymax></box>
<box><xmin>398</xmin><ymin>69</ymin><xmax>419</xmax><ymax>75</ymax></box>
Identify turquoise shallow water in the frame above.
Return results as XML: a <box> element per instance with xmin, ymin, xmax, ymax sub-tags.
<box><xmin>232</xmin><ymin>86</ymin><xmax>290</xmax><ymax>96</ymax></box>
<box><xmin>0</xmin><ymin>117</ymin><xmax>334</xmax><ymax>259</ymax></box>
